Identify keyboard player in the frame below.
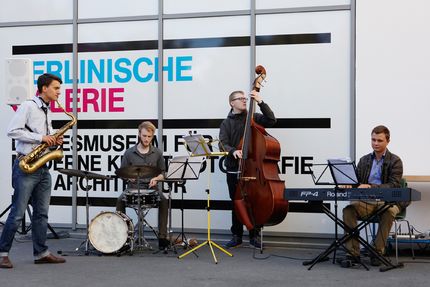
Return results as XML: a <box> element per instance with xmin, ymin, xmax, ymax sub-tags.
<box><xmin>342</xmin><ymin>125</ymin><xmax>405</xmax><ymax>267</ymax></box>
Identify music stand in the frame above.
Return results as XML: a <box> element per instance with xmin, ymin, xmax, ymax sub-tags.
<box><xmin>183</xmin><ymin>134</ymin><xmax>228</xmax><ymax>157</ymax></box>
<box><xmin>303</xmin><ymin>160</ymin><xmax>370</xmax><ymax>270</ymax></box>
<box><xmin>308</xmin><ymin>159</ymin><xmax>358</xmax><ymax>186</ymax></box>
<box><xmin>167</xmin><ymin>156</ymin><xmax>203</xmax><ymax>180</ymax></box>
<box><xmin>327</xmin><ymin>159</ymin><xmax>359</xmax><ymax>186</ymax></box>
<box><xmin>328</xmin><ymin>160</ymin><xmax>360</xmax><ymax>263</ymax></box>
<box><xmin>160</xmin><ymin>156</ymin><xmax>203</xmax><ymax>255</ymax></box>
<box><xmin>178</xmin><ymin>134</ymin><xmax>232</xmax><ymax>264</ymax></box>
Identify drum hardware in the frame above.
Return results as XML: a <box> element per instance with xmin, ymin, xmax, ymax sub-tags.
<box><xmin>0</xmin><ymin>197</ymin><xmax>61</xmax><ymax>238</ymax></box>
<box><xmin>153</xmin><ymin>180</ymin><xmax>180</xmax><ymax>255</ymax></box>
<box><xmin>132</xmin><ymin>207</ymin><xmax>159</xmax><ymax>251</ymax></box>
<box><xmin>56</xmin><ymin>168</ymin><xmax>111</xmax><ymax>180</ymax></box>
<box><xmin>115</xmin><ymin>165</ymin><xmax>161</xmax><ymax>253</ymax></box>
<box><xmin>123</xmin><ymin>189</ymin><xmax>161</xmax><ymax>251</ymax></box>
<box><xmin>56</xmin><ymin>168</ymin><xmax>111</xmax><ymax>256</ymax></box>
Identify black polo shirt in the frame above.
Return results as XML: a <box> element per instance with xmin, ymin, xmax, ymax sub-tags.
<box><xmin>120</xmin><ymin>144</ymin><xmax>165</xmax><ymax>189</ymax></box>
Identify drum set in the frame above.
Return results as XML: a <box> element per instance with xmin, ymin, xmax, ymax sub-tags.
<box><xmin>58</xmin><ymin>165</ymin><xmax>163</xmax><ymax>255</ymax></box>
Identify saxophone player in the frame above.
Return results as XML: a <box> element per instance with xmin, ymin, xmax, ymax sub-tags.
<box><xmin>0</xmin><ymin>73</ymin><xmax>66</xmax><ymax>268</ymax></box>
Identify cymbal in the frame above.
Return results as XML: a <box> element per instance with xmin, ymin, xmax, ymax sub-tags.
<box><xmin>57</xmin><ymin>168</ymin><xmax>111</xmax><ymax>180</ymax></box>
<box><xmin>115</xmin><ymin>165</ymin><xmax>161</xmax><ymax>179</ymax></box>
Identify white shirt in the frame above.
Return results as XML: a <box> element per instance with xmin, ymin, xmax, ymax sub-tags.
<box><xmin>7</xmin><ymin>96</ymin><xmax>53</xmax><ymax>155</ymax></box>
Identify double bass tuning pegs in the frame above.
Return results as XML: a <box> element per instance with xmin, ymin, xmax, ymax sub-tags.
<box><xmin>253</xmin><ymin>65</ymin><xmax>267</xmax><ymax>91</ymax></box>
<box><xmin>255</xmin><ymin>65</ymin><xmax>266</xmax><ymax>75</ymax></box>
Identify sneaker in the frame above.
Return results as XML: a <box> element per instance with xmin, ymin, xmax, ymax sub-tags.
<box><xmin>370</xmin><ymin>256</ymin><xmax>382</xmax><ymax>267</ymax></box>
<box><xmin>225</xmin><ymin>236</ymin><xmax>242</xmax><ymax>248</ymax></box>
<box><xmin>338</xmin><ymin>255</ymin><xmax>360</xmax><ymax>268</ymax></box>
<box><xmin>249</xmin><ymin>238</ymin><xmax>263</xmax><ymax>249</ymax></box>
<box><xmin>158</xmin><ymin>238</ymin><xmax>170</xmax><ymax>250</ymax></box>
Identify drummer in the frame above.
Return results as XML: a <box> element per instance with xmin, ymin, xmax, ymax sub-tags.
<box><xmin>115</xmin><ymin>121</ymin><xmax>169</xmax><ymax>250</ymax></box>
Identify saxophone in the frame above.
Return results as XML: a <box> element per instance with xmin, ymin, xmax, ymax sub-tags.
<box><xmin>19</xmin><ymin>100</ymin><xmax>77</xmax><ymax>173</ymax></box>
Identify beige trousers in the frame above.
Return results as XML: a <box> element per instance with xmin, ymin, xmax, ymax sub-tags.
<box><xmin>343</xmin><ymin>201</ymin><xmax>400</xmax><ymax>256</ymax></box>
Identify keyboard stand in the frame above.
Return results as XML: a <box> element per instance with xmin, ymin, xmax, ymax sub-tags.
<box><xmin>301</xmin><ymin>161</ymin><xmax>408</xmax><ymax>272</ymax></box>
<box><xmin>303</xmin><ymin>202</ymin><xmax>403</xmax><ymax>272</ymax></box>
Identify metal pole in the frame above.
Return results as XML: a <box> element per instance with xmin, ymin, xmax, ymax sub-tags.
<box><xmin>250</xmin><ymin>0</ymin><xmax>256</xmax><ymax>82</ymax></box>
<box><xmin>350</xmin><ymin>0</ymin><xmax>357</xmax><ymax>161</ymax></box>
<box><xmin>157</xmin><ymin>0</ymin><xmax>164</xmax><ymax>149</ymax></box>
<box><xmin>71</xmin><ymin>0</ymin><xmax>79</xmax><ymax>230</ymax></box>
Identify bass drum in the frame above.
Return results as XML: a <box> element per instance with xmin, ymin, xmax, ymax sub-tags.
<box><xmin>88</xmin><ymin>211</ymin><xmax>134</xmax><ymax>254</ymax></box>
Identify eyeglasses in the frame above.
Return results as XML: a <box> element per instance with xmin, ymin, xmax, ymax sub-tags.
<box><xmin>232</xmin><ymin>97</ymin><xmax>248</xmax><ymax>102</ymax></box>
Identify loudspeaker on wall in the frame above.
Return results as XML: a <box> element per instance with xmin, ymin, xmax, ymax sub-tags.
<box><xmin>5</xmin><ymin>58</ymin><xmax>34</xmax><ymax>105</ymax></box>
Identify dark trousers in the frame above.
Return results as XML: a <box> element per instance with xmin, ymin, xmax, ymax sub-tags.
<box><xmin>0</xmin><ymin>161</ymin><xmax>51</xmax><ymax>258</ymax></box>
<box><xmin>226</xmin><ymin>173</ymin><xmax>256</xmax><ymax>239</ymax></box>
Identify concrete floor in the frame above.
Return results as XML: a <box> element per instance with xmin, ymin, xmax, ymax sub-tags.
<box><xmin>1</xmin><ymin>229</ymin><xmax>429</xmax><ymax>287</ymax></box>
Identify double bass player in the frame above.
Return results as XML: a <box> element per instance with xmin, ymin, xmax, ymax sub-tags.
<box><xmin>219</xmin><ymin>89</ymin><xmax>277</xmax><ymax>248</ymax></box>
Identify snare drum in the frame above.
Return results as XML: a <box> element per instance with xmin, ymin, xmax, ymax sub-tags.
<box><xmin>123</xmin><ymin>189</ymin><xmax>160</xmax><ymax>208</ymax></box>
<box><xmin>88</xmin><ymin>211</ymin><xmax>134</xmax><ymax>254</ymax></box>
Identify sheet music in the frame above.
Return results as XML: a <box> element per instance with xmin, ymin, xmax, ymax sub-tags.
<box><xmin>183</xmin><ymin>134</ymin><xmax>211</xmax><ymax>156</ymax></box>
<box><xmin>166</xmin><ymin>156</ymin><xmax>204</xmax><ymax>180</ymax></box>
<box><xmin>327</xmin><ymin>158</ymin><xmax>359</xmax><ymax>185</ymax></box>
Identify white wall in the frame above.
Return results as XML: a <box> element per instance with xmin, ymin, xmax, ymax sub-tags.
<box><xmin>1</xmin><ymin>0</ymin><xmax>428</xmax><ymax>236</ymax></box>
<box><xmin>356</xmin><ymin>0</ymin><xmax>430</xmax><ymax>231</ymax></box>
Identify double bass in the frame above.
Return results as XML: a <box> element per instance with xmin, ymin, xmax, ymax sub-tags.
<box><xmin>234</xmin><ymin>65</ymin><xmax>289</xmax><ymax>231</ymax></box>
